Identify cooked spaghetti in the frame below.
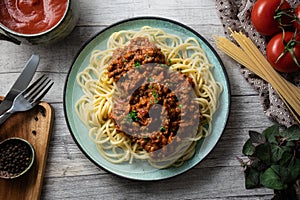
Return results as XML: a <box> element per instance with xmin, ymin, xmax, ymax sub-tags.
<box><xmin>75</xmin><ymin>26</ymin><xmax>222</xmax><ymax>168</ymax></box>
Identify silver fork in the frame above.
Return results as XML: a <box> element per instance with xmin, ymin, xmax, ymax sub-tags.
<box><xmin>0</xmin><ymin>75</ymin><xmax>53</xmax><ymax>126</ymax></box>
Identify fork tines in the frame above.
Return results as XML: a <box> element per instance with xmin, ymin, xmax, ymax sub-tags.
<box><xmin>23</xmin><ymin>74</ymin><xmax>54</xmax><ymax>103</ymax></box>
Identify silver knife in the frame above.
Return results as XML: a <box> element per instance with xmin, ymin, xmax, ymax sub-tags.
<box><xmin>0</xmin><ymin>54</ymin><xmax>39</xmax><ymax>115</ymax></box>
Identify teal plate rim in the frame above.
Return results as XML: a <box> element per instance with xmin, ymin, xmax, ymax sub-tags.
<box><xmin>63</xmin><ymin>16</ymin><xmax>231</xmax><ymax>181</ymax></box>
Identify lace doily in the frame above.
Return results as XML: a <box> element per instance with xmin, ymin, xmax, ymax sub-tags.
<box><xmin>215</xmin><ymin>0</ymin><xmax>300</xmax><ymax>127</ymax></box>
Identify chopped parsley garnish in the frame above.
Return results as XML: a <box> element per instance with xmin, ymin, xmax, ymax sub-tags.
<box><xmin>152</xmin><ymin>89</ymin><xmax>159</xmax><ymax>103</ymax></box>
<box><xmin>127</xmin><ymin>110</ymin><xmax>139</xmax><ymax>122</ymax></box>
<box><xmin>160</xmin><ymin>126</ymin><xmax>166</xmax><ymax>132</ymax></box>
<box><xmin>142</xmin><ymin>137</ymin><xmax>150</xmax><ymax>142</ymax></box>
<box><xmin>134</xmin><ymin>61</ymin><xmax>141</xmax><ymax>69</ymax></box>
<box><xmin>178</xmin><ymin>104</ymin><xmax>183</xmax><ymax>109</ymax></box>
<box><xmin>149</xmin><ymin>77</ymin><xmax>154</xmax><ymax>82</ymax></box>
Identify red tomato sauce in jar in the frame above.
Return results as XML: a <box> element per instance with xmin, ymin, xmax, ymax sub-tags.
<box><xmin>0</xmin><ymin>0</ymin><xmax>68</xmax><ymax>34</ymax></box>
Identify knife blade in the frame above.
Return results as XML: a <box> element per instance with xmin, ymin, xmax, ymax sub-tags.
<box><xmin>0</xmin><ymin>54</ymin><xmax>39</xmax><ymax>115</ymax></box>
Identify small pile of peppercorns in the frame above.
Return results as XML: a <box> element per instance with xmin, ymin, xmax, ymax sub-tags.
<box><xmin>0</xmin><ymin>138</ymin><xmax>34</xmax><ymax>178</ymax></box>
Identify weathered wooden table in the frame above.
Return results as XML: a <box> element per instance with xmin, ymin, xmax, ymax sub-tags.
<box><xmin>0</xmin><ymin>0</ymin><xmax>275</xmax><ymax>199</ymax></box>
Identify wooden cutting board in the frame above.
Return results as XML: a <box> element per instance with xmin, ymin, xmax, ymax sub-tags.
<box><xmin>0</xmin><ymin>97</ymin><xmax>54</xmax><ymax>200</ymax></box>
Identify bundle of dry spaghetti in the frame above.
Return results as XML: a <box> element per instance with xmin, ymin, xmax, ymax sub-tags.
<box><xmin>214</xmin><ymin>30</ymin><xmax>300</xmax><ymax>124</ymax></box>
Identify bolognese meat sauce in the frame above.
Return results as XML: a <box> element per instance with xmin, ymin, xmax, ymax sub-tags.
<box><xmin>107</xmin><ymin>37</ymin><xmax>166</xmax><ymax>81</ymax></box>
<box><xmin>108</xmin><ymin>37</ymin><xmax>201</xmax><ymax>157</ymax></box>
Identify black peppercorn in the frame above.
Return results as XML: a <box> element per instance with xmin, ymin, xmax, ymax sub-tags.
<box><xmin>0</xmin><ymin>138</ymin><xmax>34</xmax><ymax>179</ymax></box>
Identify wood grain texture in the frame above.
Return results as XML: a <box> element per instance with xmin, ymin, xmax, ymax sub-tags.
<box><xmin>0</xmin><ymin>0</ymin><xmax>278</xmax><ymax>199</ymax></box>
<box><xmin>0</xmin><ymin>99</ymin><xmax>54</xmax><ymax>200</ymax></box>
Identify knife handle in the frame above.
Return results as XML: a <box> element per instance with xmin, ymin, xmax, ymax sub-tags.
<box><xmin>0</xmin><ymin>109</ymin><xmax>13</xmax><ymax>126</ymax></box>
<box><xmin>0</xmin><ymin>100</ymin><xmax>12</xmax><ymax>116</ymax></box>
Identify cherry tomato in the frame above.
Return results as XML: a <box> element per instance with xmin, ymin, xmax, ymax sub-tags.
<box><xmin>266</xmin><ymin>32</ymin><xmax>300</xmax><ymax>73</ymax></box>
<box><xmin>251</xmin><ymin>0</ymin><xmax>292</xmax><ymax>36</ymax></box>
<box><xmin>294</xmin><ymin>5</ymin><xmax>300</xmax><ymax>31</ymax></box>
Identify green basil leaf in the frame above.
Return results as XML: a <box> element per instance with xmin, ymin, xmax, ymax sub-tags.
<box><xmin>270</xmin><ymin>164</ymin><xmax>280</xmax><ymax>174</ymax></box>
<box><xmin>249</xmin><ymin>130</ymin><xmax>266</xmax><ymax>145</ymax></box>
<box><xmin>279</xmin><ymin>159</ymin><xmax>300</xmax><ymax>184</ymax></box>
<box><xmin>243</xmin><ymin>139</ymin><xmax>255</xmax><ymax>156</ymax></box>
<box><xmin>281</xmin><ymin>145</ymin><xmax>293</xmax><ymax>153</ymax></box>
<box><xmin>279</xmin><ymin>167</ymin><xmax>290</xmax><ymax>183</ymax></box>
<box><xmin>262</xmin><ymin>125</ymin><xmax>279</xmax><ymax>144</ymax></box>
<box><xmin>280</xmin><ymin>125</ymin><xmax>300</xmax><ymax>141</ymax></box>
<box><xmin>250</xmin><ymin>157</ymin><xmax>267</xmax><ymax>171</ymax></box>
<box><xmin>279</xmin><ymin>151</ymin><xmax>293</xmax><ymax>167</ymax></box>
<box><xmin>285</xmin><ymin>141</ymin><xmax>295</xmax><ymax>147</ymax></box>
<box><xmin>270</xmin><ymin>144</ymin><xmax>285</xmax><ymax>162</ymax></box>
<box><xmin>245</xmin><ymin>167</ymin><xmax>260</xmax><ymax>189</ymax></box>
<box><xmin>260</xmin><ymin>166</ymin><xmax>288</xmax><ymax>190</ymax></box>
<box><xmin>288</xmin><ymin>158</ymin><xmax>300</xmax><ymax>182</ymax></box>
<box><xmin>255</xmin><ymin>143</ymin><xmax>271</xmax><ymax>165</ymax></box>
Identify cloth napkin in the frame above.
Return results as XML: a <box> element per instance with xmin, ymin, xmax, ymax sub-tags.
<box><xmin>215</xmin><ymin>0</ymin><xmax>300</xmax><ymax>127</ymax></box>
